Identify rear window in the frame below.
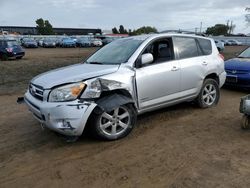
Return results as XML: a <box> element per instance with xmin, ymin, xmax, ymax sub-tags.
<box><xmin>173</xmin><ymin>37</ymin><xmax>199</xmax><ymax>59</ymax></box>
<box><xmin>197</xmin><ymin>38</ymin><xmax>212</xmax><ymax>55</ymax></box>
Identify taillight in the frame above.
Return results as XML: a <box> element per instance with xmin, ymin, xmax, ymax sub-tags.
<box><xmin>218</xmin><ymin>53</ymin><xmax>224</xmax><ymax>61</ymax></box>
<box><xmin>6</xmin><ymin>48</ymin><xmax>13</xmax><ymax>53</ymax></box>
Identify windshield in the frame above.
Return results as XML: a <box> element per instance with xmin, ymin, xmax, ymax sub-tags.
<box><xmin>86</xmin><ymin>37</ymin><xmax>144</xmax><ymax>64</ymax></box>
<box><xmin>238</xmin><ymin>47</ymin><xmax>250</xmax><ymax>58</ymax></box>
<box><xmin>7</xmin><ymin>41</ymin><xmax>18</xmax><ymax>47</ymax></box>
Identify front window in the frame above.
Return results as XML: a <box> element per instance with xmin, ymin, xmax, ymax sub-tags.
<box><xmin>238</xmin><ymin>47</ymin><xmax>250</xmax><ymax>58</ymax></box>
<box><xmin>86</xmin><ymin>37</ymin><xmax>144</xmax><ymax>65</ymax></box>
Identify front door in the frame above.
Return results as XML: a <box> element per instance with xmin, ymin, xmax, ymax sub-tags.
<box><xmin>135</xmin><ymin>38</ymin><xmax>181</xmax><ymax>110</ymax></box>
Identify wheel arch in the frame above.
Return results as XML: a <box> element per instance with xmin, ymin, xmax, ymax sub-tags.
<box><xmin>95</xmin><ymin>91</ymin><xmax>137</xmax><ymax>113</ymax></box>
<box><xmin>204</xmin><ymin>73</ymin><xmax>219</xmax><ymax>85</ymax></box>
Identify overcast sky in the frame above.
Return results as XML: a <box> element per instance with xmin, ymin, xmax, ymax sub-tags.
<box><xmin>0</xmin><ymin>0</ymin><xmax>249</xmax><ymax>34</ymax></box>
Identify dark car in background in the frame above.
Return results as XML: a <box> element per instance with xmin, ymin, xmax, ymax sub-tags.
<box><xmin>224</xmin><ymin>46</ymin><xmax>250</xmax><ymax>88</ymax></box>
<box><xmin>76</xmin><ymin>37</ymin><xmax>92</xmax><ymax>47</ymax></box>
<box><xmin>43</xmin><ymin>38</ymin><xmax>56</xmax><ymax>48</ymax></box>
<box><xmin>0</xmin><ymin>39</ymin><xmax>25</xmax><ymax>60</ymax></box>
<box><xmin>22</xmin><ymin>38</ymin><xmax>38</xmax><ymax>48</ymax></box>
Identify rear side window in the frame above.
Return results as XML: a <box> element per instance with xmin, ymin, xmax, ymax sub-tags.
<box><xmin>173</xmin><ymin>37</ymin><xmax>199</xmax><ymax>59</ymax></box>
<box><xmin>197</xmin><ymin>38</ymin><xmax>212</xmax><ymax>55</ymax></box>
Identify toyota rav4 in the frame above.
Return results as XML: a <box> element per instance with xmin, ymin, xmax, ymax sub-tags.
<box><xmin>21</xmin><ymin>34</ymin><xmax>226</xmax><ymax>141</ymax></box>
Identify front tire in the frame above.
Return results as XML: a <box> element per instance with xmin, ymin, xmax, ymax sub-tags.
<box><xmin>90</xmin><ymin>104</ymin><xmax>136</xmax><ymax>140</ymax></box>
<box><xmin>197</xmin><ymin>79</ymin><xmax>220</xmax><ymax>108</ymax></box>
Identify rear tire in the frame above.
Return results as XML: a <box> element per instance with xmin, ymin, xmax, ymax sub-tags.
<box><xmin>89</xmin><ymin>104</ymin><xmax>136</xmax><ymax>140</ymax></box>
<box><xmin>197</xmin><ymin>79</ymin><xmax>220</xmax><ymax>108</ymax></box>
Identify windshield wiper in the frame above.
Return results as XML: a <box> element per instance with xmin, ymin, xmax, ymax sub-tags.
<box><xmin>86</xmin><ymin>61</ymin><xmax>103</xmax><ymax>65</ymax></box>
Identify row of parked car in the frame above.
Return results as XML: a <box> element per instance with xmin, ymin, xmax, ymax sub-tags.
<box><xmin>0</xmin><ymin>35</ymin><xmax>121</xmax><ymax>60</ymax></box>
<box><xmin>214</xmin><ymin>39</ymin><xmax>243</xmax><ymax>52</ymax></box>
<box><xmin>20</xmin><ymin>36</ymin><xmax>118</xmax><ymax>48</ymax></box>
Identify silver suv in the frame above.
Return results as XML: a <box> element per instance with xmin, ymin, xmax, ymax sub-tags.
<box><xmin>22</xmin><ymin>34</ymin><xmax>226</xmax><ymax>140</ymax></box>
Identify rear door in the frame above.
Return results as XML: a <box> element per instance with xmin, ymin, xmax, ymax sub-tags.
<box><xmin>173</xmin><ymin>37</ymin><xmax>212</xmax><ymax>95</ymax></box>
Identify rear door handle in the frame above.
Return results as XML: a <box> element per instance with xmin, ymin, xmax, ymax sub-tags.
<box><xmin>202</xmin><ymin>61</ymin><xmax>208</xmax><ymax>65</ymax></box>
<box><xmin>171</xmin><ymin>66</ymin><xmax>179</xmax><ymax>71</ymax></box>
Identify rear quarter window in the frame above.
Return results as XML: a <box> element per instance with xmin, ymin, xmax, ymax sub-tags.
<box><xmin>197</xmin><ymin>38</ymin><xmax>212</xmax><ymax>55</ymax></box>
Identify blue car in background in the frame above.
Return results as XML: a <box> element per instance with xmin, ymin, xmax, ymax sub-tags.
<box><xmin>59</xmin><ymin>38</ymin><xmax>76</xmax><ymax>47</ymax></box>
<box><xmin>224</xmin><ymin>46</ymin><xmax>250</xmax><ymax>88</ymax></box>
<box><xmin>21</xmin><ymin>38</ymin><xmax>38</xmax><ymax>48</ymax></box>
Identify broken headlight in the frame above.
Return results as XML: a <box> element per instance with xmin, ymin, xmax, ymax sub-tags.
<box><xmin>49</xmin><ymin>82</ymin><xmax>86</xmax><ymax>102</ymax></box>
<box><xmin>80</xmin><ymin>79</ymin><xmax>102</xmax><ymax>99</ymax></box>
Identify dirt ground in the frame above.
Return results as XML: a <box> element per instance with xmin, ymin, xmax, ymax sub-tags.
<box><xmin>1</xmin><ymin>46</ymin><xmax>250</xmax><ymax>188</ymax></box>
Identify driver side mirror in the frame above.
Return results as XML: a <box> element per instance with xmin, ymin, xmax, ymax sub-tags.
<box><xmin>141</xmin><ymin>53</ymin><xmax>154</xmax><ymax>65</ymax></box>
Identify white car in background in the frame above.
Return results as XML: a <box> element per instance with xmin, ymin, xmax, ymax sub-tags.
<box><xmin>214</xmin><ymin>39</ymin><xmax>225</xmax><ymax>52</ymax></box>
<box><xmin>227</xmin><ymin>39</ymin><xmax>242</xmax><ymax>46</ymax></box>
<box><xmin>91</xmin><ymin>38</ymin><xmax>103</xmax><ymax>46</ymax></box>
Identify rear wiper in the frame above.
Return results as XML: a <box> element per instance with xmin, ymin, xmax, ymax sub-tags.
<box><xmin>86</xmin><ymin>61</ymin><xmax>103</xmax><ymax>65</ymax></box>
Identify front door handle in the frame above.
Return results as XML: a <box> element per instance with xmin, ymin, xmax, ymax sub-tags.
<box><xmin>171</xmin><ymin>66</ymin><xmax>179</xmax><ymax>71</ymax></box>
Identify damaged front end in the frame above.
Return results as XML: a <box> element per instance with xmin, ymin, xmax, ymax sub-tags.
<box><xmin>20</xmin><ymin>68</ymin><xmax>136</xmax><ymax>137</ymax></box>
<box><xmin>23</xmin><ymin>91</ymin><xmax>97</xmax><ymax>136</ymax></box>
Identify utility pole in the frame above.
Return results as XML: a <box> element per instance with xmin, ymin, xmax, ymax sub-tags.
<box><xmin>230</xmin><ymin>20</ymin><xmax>233</xmax><ymax>35</ymax></box>
<box><xmin>195</xmin><ymin>27</ymin><xmax>198</xmax><ymax>34</ymax></box>
<box><xmin>199</xmin><ymin>22</ymin><xmax>202</xmax><ymax>34</ymax></box>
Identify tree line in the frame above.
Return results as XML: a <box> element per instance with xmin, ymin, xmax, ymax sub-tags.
<box><xmin>112</xmin><ymin>25</ymin><xmax>157</xmax><ymax>35</ymax></box>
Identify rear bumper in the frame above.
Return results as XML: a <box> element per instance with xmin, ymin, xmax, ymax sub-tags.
<box><xmin>23</xmin><ymin>91</ymin><xmax>97</xmax><ymax>136</ymax></box>
<box><xmin>219</xmin><ymin>71</ymin><xmax>227</xmax><ymax>88</ymax></box>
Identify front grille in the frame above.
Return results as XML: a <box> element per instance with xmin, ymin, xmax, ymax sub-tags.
<box><xmin>29</xmin><ymin>84</ymin><xmax>44</xmax><ymax>101</ymax></box>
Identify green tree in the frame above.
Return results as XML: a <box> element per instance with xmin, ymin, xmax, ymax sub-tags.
<box><xmin>112</xmin><ymin>27</ymin><xmax>119</xmax><ymax>34</ymax></box>
<box><xmin>119</xmin><ymin>25</ymin><xmax>126</xmax><ymax>34</ymax></box>
<box><xmin>205</xmin><ymin>24</ymin><xmax>229</xmax><ymax>36</ymax></box>
<box><xmin>36</xmin><ymin>18</ymin><xmax>54</xmax><ymax>35</ymax></box>
<box><xmin>132</xmin><ymin>26</ymin><xmax>157</xmax><ymax>35</ymax></box>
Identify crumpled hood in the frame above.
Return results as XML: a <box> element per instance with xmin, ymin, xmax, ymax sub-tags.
<box><xmin>225</xmin><ymin>58</ymin><xmax>250</xmax><ymax>71</ymax></box>
<box><xmin>31</xmin><ymin>63</ymin><xmax>120</xmax><ymax>89</ymax></box>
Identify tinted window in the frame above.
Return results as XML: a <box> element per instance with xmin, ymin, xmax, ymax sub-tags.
<box><xmin>174</xmin><ymin>37</ymin><xmax>199</xmax><ymax>59</ymax></box>
<box><xmin>197</xmin><ymin>38</ymin><xmax>212</xmax><ymax>55</ymax></box>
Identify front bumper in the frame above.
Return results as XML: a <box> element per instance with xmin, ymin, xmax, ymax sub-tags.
<box><xmin>224</xmin><ymin>74</ymin><xmax>250</xmax><ymax>88</ymax></box>
<box><xmin>7</xmin><ymin>51</ymin><xmax>25</xmax><ymax>58</ymax></box>
<box><xmin>24</xmin><ymin>91</ymin><xmax>97</xmax><ymax>136</ymax></box>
